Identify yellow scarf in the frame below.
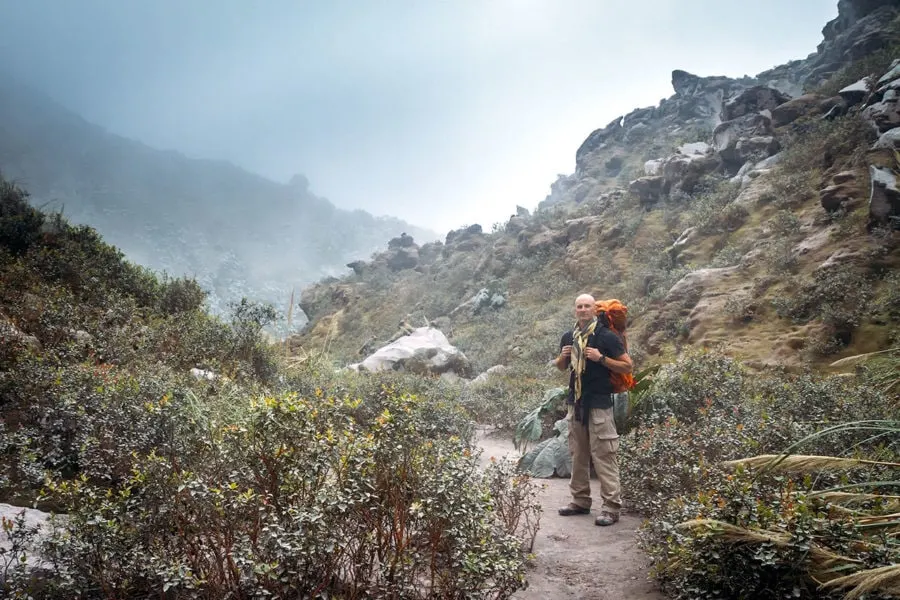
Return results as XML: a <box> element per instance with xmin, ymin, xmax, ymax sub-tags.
<box><xmin>571</xmin><ymin>318</ymin><xmax>597</xmax><ymax>401</ymax></box>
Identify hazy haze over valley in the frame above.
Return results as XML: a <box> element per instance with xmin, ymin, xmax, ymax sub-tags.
<box><xmin>1</xmin><ymin>0</ymin><xmax>836</xmax><ymax>233</ymax></box>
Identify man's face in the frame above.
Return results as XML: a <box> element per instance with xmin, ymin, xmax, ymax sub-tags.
<box><xmin>574</xmin><ymin>296</ymin><xmax>595</xmax><ymax>322</ymax></box>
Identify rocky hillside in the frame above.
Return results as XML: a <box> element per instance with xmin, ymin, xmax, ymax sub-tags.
<box><xmin>290</xmin><ymin>0</ymin><xmax>900</xmax><ymax>375</ymax></box>
<box><xmin>0</xmin><ymin>82</ymin><xmax>436</xmax><ymax>324</ymax></box>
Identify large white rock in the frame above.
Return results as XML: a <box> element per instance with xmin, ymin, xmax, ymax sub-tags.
<box><xmin>677</xmin><ymin>141</ymin><xmax>710</xmax><ymax>156</ymax></box>
<box><xmin>644</xmin><ymin>159</ymin><xmax>663</xmax><ymax>176</ymax></box>
<box><xmin>469</xmin><ymin>365</ymin><xmax>511</xmax><ymax>386</ymax></box>
<box><xmin>349</xmin><ymin>327</ymin><xmax>472</xmax><ymax>377</ymax></box>
<box><xmin>0</xmin><ymin>503</ymin><xmax>53</xmax><ymax>573</ymax></box>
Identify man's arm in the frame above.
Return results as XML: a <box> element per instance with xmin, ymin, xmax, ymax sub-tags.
<box><xmin>583</xmin><ymin>330</ymin><xmax>633</xmax><ymax>374</ymax></box>
<box><xmin>582</xmin><ymin>346</ymin><xmax>632</xmax><ymax>373</ymax></box>
<box><xmin>599</xmin><ymin>352</ymin><xmax>633</xmax><ymax>374</ymax></box>
<box><xmin>554</xmin><ymin>345</ymin><xmax>571</xmax><ymax>371</ymax></box>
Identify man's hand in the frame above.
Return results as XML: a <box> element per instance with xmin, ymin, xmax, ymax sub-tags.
<box><xmin>555</xmin><ymin>345</ymin><xmax>572</xmax><ymax>371</ymax></box>
<box><xmin>584</xmin><ymin>347</ymin><xmax>601</xmax><ymax>362</ymax></box>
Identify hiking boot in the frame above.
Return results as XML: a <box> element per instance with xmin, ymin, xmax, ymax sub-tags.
<box><xmin>558</xmin><ymin>503</ymin><xmax>590</xmax><ymax>516</ymax></box>
<box><xmin>594</xmin><ymin>511</ymin><xmax>619</xmax><ymax>526</ymax></box>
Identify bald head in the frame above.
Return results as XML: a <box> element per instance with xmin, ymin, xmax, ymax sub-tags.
<box><xmin>575</xmin><ymin>293</ymin><xmax>595</xmax><ymax>305</ymax></box>
<box><xmin>574</xmin><ymin>294</ymin><xmax>596</xmax><ymax>326</ymax></box>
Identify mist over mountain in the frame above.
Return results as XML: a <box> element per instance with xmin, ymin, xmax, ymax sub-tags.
<box><xmin>0</xmin><ymin>80</ymin><xmax>436</xmax><ymax>323</ymax></box>
<box><xmin>0</xmin><ymin>0</ymin><xmax>837</xmax><ymax>231</ymax></box>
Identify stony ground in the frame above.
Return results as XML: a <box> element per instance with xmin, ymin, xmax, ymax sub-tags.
<box><xmin>477</xmin><ymin>429</ymin><xmax>666</xmax><ymax>600</ymax></box>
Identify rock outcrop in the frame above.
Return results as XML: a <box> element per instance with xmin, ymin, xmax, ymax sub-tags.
<box><xmin>868</xmin><ymin>165</ymin><xmax>900</xmax><ymax>229</ymax></box>
<box><xmin>291</xmin><ymin>0</ymin><xmax>900</xmax><ymax>373</ymax></box>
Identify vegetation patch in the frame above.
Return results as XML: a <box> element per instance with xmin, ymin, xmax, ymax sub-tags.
<box><xmin>619</xmin><ymin>349</ymin><xmax>899</xmax><ymax>600</ymax></box>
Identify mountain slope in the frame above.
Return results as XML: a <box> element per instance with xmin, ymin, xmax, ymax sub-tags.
<box><xmin>0</xmin><ymin>81</ymin><xmax>436</xmax><ymax>322</ymax></box>
<box><xmin>289</xmin><ymin>0</ymin><xmax>900</xmax><ymax>374</ymax></box>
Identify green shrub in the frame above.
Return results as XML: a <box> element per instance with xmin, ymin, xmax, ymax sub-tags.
<box><xmin>458</xmin><ymin>369</ymin><xmax>549</xmax><ymax>430</ymax></box>
<box><xmin>687</xmin><ymin>180</ymin><xmax>743</xmax><ymax>234</ymax></box>
<box><xmin>771</xmin><ymin>267</ymin><xmax>874</xmax><ymax>352</ymax></box>
<box><xmin>708</xmin><ymin>243</ymin><xmax>746</xmax><ymax>268</ymax></box>
<box><xmin>158</xmin><ymin>276</ymin><xmax>207</xmax><ymax>314</ymax></box>
<box><xmin>0</xmin><ymin>180</ymin><xmax>44</xmax><ymax>256</ymax></box>
<box><xmin>618</xmin><ymin>349</ymin><xmax>898</xmax><ymax>599</ymax></box>
<box><xmin>24</xmin><ymin>390</ymin><xmax>537</xmax><ymax>599</ymax></box>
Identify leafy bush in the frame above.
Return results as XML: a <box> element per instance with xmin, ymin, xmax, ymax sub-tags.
<box><xmin>617</xmin><ymin>349</ymin><xmax>898</xmax><ymax>599</ymax></box>
<box><xmin>770</xmin><ymin>115</ymin><xmax>874</xmax><ymax>209</ymax></box>
<box><xmin>458</xmin><ymin>369</ymin><xmax>549</xmax><ymax>430</ymax></box>
<box><xmin>0</xmin><ymin>180</ymin><xmax>44</xmax><ymax>256</ymax></box>
<box><xmin>19</xmin><ymin>389</ymin><xmax>538</xmax><ymax>599</ymax></box>
<box><xmin>708</xmin><ymin>243</ymin><xmax>747</xmax><ymax>268</ymax></box>
<box><xmin>771</xmin><ymin>267</ymin><xmax>875</xmax><ymax>354</ymax></box>
<box><xmin>686</xmin><ymin>180</ymin><xmax>743</xmax><ymax>234</ymax></box>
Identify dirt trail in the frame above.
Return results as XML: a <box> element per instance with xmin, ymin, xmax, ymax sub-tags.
<box><xmin>477</xmin><ymin>428</ymin><xmax>666</xmax><ymax>600</ymax></box>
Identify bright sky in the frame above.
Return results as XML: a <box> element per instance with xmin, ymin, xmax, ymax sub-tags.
<box><xmin>0</xmin><ymin>1</ymin><xmax>837</xmax><ymax>235</ymax></box>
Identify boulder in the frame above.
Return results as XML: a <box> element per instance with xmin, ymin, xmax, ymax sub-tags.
<box><xmin>713</xmin><ymin>113</ymin><xmax>775</xmax><ymax>169</ymax></box>
<box><xmin>470</xmin><ymin>365</ymin><xmax>511</xmax><ymax>386</ymax></box>
<box><xmin>346</xmin><ymin>260</ymin><xmax>367</xmax><ymax>276</ymax></box>
<box><xmin>190</xmin><ymin>367</ymin><xmax>219</xmax><ymax>381</ymax></box>
<box><xmin>868</xmin><ymin>165</ymin><xmax>900</xmax><ymax>229</ymax></box>
<box><xmin>723</xmin><ymin>86</ymin><xmax>792</xmax><ymax>121</ymax></box>
<box><xmin>820</xmin><ymin>177</ymin><xmax>860</xmax><ymax>213</ymax></box>
<box><xmin>505</xmin><ymin>215</ymin><xmax>528</xmax><ymax>235</ymax></box>
<box><xmin>877</xmin><ymin>58</ymin><xmax>900</xmax><ymax>87</ymax></box>
<box><xmin>671</xmin><ymin>69</ymin><xmax>703</xmax><ymax>96</ymax></box>
<box><xmin>862</xmin><ymin>95</ymin><xmax>900</xmax><ymax>133</ymax></box>
<box><xmin>873</xmin><ymin>127</ymin><xmax>900</xmax><ymax>150</ymax></box>
<box><xmin>417</xmin><ymin>241</ymin><xmax>443</xmax><ymax>265</ymax></box>
<box><xmin>839</xmin><ymin>77</ymin><xmax>872</xmax><ymax>106</ymax></box>
<box><xmin>661</xmin><ymin>153</ymin><xmax>720</xmax><ymax>194</ymax></box>
<box><xmin>385</xmin><ymin>246</ymin><xmax>419</xmax><ymax>271</ymax></box>
<box><xmin>443</xmin><ymin>224</ymin><xmax>486</xmax><ymax>254</ymax></box>
<box><xmin>736</xmin><ymin>136</ymin><xmax>780</xmax><ymax>161</ymax></box>
<box><xmin>387</xmin><ymin>232</ymin><xmax>416</xmax><ymax>249</ymax></box>
<box><xmin>450</xmin><ymin>288</ymin><xmax>506</xmax><ymax>316</ymax></box>
<box><xmin>629</xmin><ymin>176</ymin><xmax>665</xmax><ymax>205</ymax></box>
<box><xmin>644</xmin><ymin>159</ymin><xmax>663</xmax><ymax>176</ymax></box>
<box><xmin>818</xmin><ymin>169</ymin><xmax>861</xmax><ymax>214</ymax></box>
<box><xmin>575</xmin><ymin>117</ymin><xmax>623</xmax><ymax>172</ymax></box>
<box><xmin>520</xmin><ymin>228</ymin><xmax>567</xmax><ymax>256</ymax></box>
<box><xmin>678</xmin><ymin>141</ymin><xmax>711</xmax><ymax>156</ymax></box>
<box><xmin>564</xmin><ymin>216</ymin><xmax>603</xmax><ymax>242</ymax></box>
<box><xmin>445</xmin><ymin>223</ymin><xmax>482</xmax><ymax>244</ymax></box>
<box><xmin>349</xmin><ymin>327</ymin><xmax>473</xmax><ymax>378</ymax></box>
<box><xmin>771</xmin><ymin>94</ymin><xmax>827</xmax><ymax>127</ymax></box>
<box><xmin>0</xmin><ymin>503</ymin><xmax>53</xmax><ymax>576</ymax></box>
<box><xmin>0</xmin><ymin>317</ymin><xmax>40</xmax><ymax>353</ymax></box>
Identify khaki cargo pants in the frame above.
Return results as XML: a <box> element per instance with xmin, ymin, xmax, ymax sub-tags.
<box><xmin>567</xmin><ymin>404</ymin><xmax>621</xmax><ymax>514</ymax></box>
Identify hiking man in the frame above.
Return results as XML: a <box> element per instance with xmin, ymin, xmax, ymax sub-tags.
<box><xmin>554</xmin><ymin>293</ymin><xmax>633</xmax><ymax>526</ymax></box>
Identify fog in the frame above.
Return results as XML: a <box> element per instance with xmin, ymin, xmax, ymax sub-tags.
<box><xmin>0</xmin><ymin>0</ymin><xmax>837</xmax><ymax>233</ymax></box>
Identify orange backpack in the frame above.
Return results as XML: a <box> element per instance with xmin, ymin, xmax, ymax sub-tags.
<box><xmin>594</xmin><ymin>299</ymin><xmax>635</xmax><ymax>393</ymax></box>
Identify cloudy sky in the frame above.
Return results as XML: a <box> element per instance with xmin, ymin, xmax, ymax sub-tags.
<box><xmin>0</xmin><ymin>0</ymin><xmax>837</xmax><ymax>234</ymax></box>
